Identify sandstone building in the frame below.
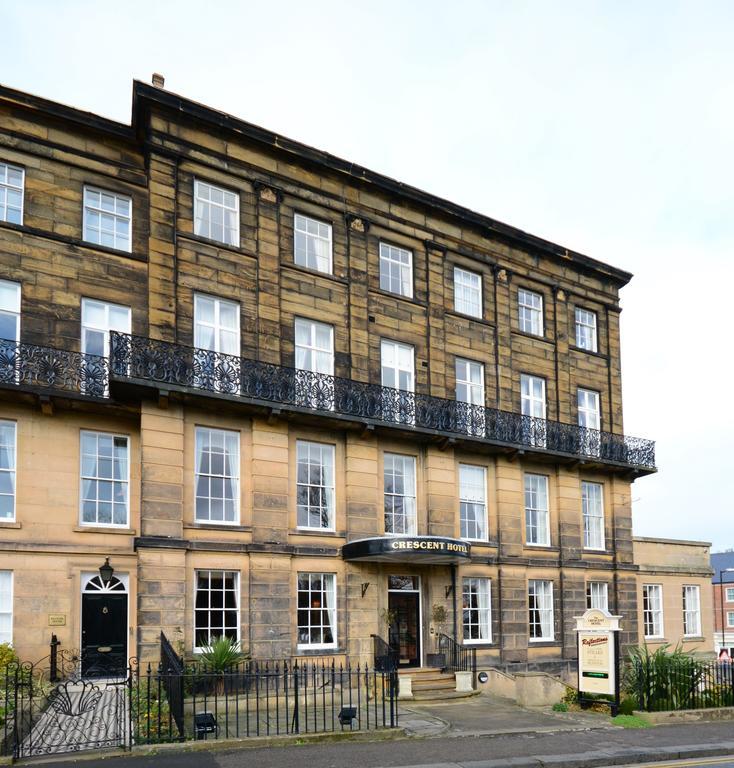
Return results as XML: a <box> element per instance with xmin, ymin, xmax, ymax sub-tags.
<box><xmin>0</xmin><ymin>77</ymin><xmax>655</xmax><ymax>678</ymax></box>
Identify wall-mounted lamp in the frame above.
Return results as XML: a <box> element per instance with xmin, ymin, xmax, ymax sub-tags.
<box><xmin>361</xmin><ymin>582</ymin><xmax>371</xmax><ymax>598</ymax></box>
<box><xmin>99</xmin><ymin>557</ymin><xmax>114</xmax><ymax>586</ymax></box>
<box><xmin>445</xmin><ymin>585</ymin><xmax>454</xmax><ymax>599</ymax></box>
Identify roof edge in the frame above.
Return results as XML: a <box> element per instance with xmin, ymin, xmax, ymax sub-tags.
<box><xmin>634</xmin><ymin>536</ymin><xmax>712</xmax><ymax>548</ymax></box>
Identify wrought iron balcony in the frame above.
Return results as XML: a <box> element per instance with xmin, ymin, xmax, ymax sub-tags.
<box><xmin>0</xmin><ymin>339</ymin><xmax>108</xmax><ymax>398</ymax></box>
<box><xmin>109</xmin><ymin>332</ymin><xmax>655</xmax><ymax>471</ymax></box>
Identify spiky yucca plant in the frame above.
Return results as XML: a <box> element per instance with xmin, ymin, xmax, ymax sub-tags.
<box><xmin>198</xmin><ymin>637</ymin><xmax>250</xmax><ymax>694</ymax></box>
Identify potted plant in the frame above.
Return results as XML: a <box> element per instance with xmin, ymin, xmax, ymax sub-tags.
<box><xmin>198</xmin><ymin>636</ymin><xmax>250</xmax><ymax>694</ymax></box>
<box><xmin>427</xmin><ymin>604</ymin><xmax>448</xmax><ymax>668</ymax></box>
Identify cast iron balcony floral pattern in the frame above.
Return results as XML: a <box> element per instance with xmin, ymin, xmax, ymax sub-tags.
<box><xmin>0</xmin><ymin>339</ymin><xmax>108</xmax><ymax>397</ymax></box>
<box><xmin>109</xmin><ymin>333</ymin><xmax>656</xmax><ymax>470</ymax></box>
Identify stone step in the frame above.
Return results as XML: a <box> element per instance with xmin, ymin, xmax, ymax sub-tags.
<box><xmin>398</xmin><ymin>667</ymin><xmax>451</xmax><ymax>676</ymax></box>
<box><xmin>411</xmin><ymin>688</ymin><xmax>481</xmax><ymax>701</ymax></box>
<box><xmin>411</xmin><ymin>678</ymin><xmax>456</xmax><ymax>691</ymax></box>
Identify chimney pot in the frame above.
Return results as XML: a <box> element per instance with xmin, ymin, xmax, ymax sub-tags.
<box><xmin>152</xmin><ymin>73</ymin><xmax>165</xmax><ymax>88</ymax></box>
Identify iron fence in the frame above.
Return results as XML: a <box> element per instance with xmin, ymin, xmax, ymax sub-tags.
<box><xmin>437</xmin><ymin>633</ymin><xmax>477</xmax><ymax>679</ymax></box>
<box><xmin>629</xmin><ymin>657</ymin><xmax>734</xmax><ymax>712</ymax></box>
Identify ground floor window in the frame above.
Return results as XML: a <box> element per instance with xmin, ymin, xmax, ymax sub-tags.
<box><xmin>462</xmin><ymin>577</ymin><xmax>491</xmax><ymax>643</ymax></box>
<box><xmin>0</xmin><ymin>570</ymin><xmax>11</xmax><ymax>644</ymax></box>
<box><xmin>586</xmin><ymin>581</ymin><xmax>608</xmax><ymax>611</ymax></box>
<box><xmin>297</xmin><ymin>573</ymin><xmax>336</xmax><ymax>649</ymax></box>
<box><xmin>642</xmin><ymin>584</ymin><xmax>663</xmax><ymax>638</ymax></box>
<box><xmin>528</xmin><ymin>579</ymin><xmax>553</xmax><ymax>641</ymax></box>
<box><xmin>682</xmin><ymin>585</ymin><xmax>701</xmax><ymax>637</ymax></box>
<box><xmin>194</xmin><ymin>570</ymin><xmax>239</xmax><ymax>651</ymax></box>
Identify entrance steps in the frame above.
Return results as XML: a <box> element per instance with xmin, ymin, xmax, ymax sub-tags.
<box><xmin>397</xmin><ymin>667</ymin><xmax>479</xmax><ymax>701</ymax></box>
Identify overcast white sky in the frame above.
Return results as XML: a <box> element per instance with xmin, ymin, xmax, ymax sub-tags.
<box><xmin>3</xmin><ymin>1</ymin><xmax>732</xmax><ymax>549</ymax></box>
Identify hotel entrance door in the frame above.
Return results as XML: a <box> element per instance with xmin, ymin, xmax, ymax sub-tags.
<box><xmin>388</xmin><ymin>575</ymin><xmax>421</xmax><ymax>668</ymax></box>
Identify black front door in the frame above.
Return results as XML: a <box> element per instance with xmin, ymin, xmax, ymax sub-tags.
<box><xmin>388</xmin><ymin>591</ymin><xmax>421</xmax><ymax>667</ymax></box>
<box><xmin>81</xmin><ymin>592</ymin><xmax>127</xmax><ymax>676</ymax></box>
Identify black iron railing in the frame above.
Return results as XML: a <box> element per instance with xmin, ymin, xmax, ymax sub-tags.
<box><xmin>0</xmin><ymin>338</ymin><xmax>108</xmax><ymax>397</ymax></box>
<box><xmin>159</xmin><ymin>632</ymin><xmax>185</xmax><ymax>737</ymax></box>
<box><xmin>370</xmin><ymin>634</ymin><xmax>399</xmax><ymax>672</ymax></box>
<box><xmin>437</xmin><ymin>633</ymin><xmax>477</xmax><ymax>681</ymax></box>
<box><xmin>109</xmin><ymin>333</ymin><xmax>655</xmax><ymax>470</ymax></box>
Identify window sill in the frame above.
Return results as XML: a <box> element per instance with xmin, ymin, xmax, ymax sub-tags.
<box><xmin>463</xmin><ymin>641</ymin><xmax>494</xmax><ymax>647</ymax></box>
<box><xmin>369</xmin><ymin>286</ymin><xmax>425</xmax><ymax>308</ymax></box>
<box><xmin>184</xmin><ymin>523</ymin><xmax>252</xmax><ymax>532</ymax></box>
<box><xmin>74</xmin><ymin>526</ymin><xmax>136</xmax><ymax>535</ymax></box>
<box><xmin>445</xmin><ymin>309</ymin><xmax>492</xmax><ymax>327</ymax></box>
<box><xmin>569</xmin><ymin>345</ymin><xmax>608</xmax><ymax>360</ymax></box>
<box><xmin>524</xmin><ymin>544</ymin><xmax>559</xmax><ymax>552</ymax></box>
<box><xmin>291</xmin><ymin>529</ymin><xmax>345</xmax><ymax>538</ymax></box>
<box><xmin>528</xmin><ymin>639</ymin><xmax>560</xmax><ymax>646</ymax></box>
<box><xmin>0</xmin><ymin>521</ymin><xmax>21</xmax><ymax>529</ymax></box>
<box><xmin>281</xmin><ymin>260</ymin><xmax>348</xmax><ymax>285</ymax></box>
<box><xmin>296</xmin><ymin>646</ymin><xmax>342</xmax><ymax>656</ymax></box>
<box><xmin>512</xmin><ymin>329</ymin><xmax>555</xmax><ymax>345</ymax></box>
<box><xmin>177</xmin><ymin>230</ymin><xmax>247</xmax><ymax>255</ymax></box>
<box><xmin>643</xmin><ymin>636</ymin><xmax>667</xmax><ymax>642</ymax></box>
<box><xmin>682</xmin><ymin>636</ymin><xmax>705</xmax><ymax>642</ymax></box>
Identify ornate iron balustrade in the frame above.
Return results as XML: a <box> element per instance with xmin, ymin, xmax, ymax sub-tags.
<box><xmin>109</xmin><ymin>332</ymin><xmax>656</xmax><ymax>470</ymax></box>
<box><xmin>0</xmin><ymin>338</ymin><xmax>108</xmax><ymax>398</ymax></box>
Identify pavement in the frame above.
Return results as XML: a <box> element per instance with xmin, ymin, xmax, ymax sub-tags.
<box><xmin>15</xmin><ymin>693</ymin><xmax>734</xmax><ymax>768</ymax></box>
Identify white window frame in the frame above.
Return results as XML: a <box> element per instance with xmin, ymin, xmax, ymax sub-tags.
<box><xmin>726</xmin><ymin>587</ymin><xmax>734</xmax><ymax>603</ymax></box>
<box><xmin>586</xmin><ymin>581</ymin><xmax>609</xmax><ymax>611</ymax></box>
<box><xmin>83</xmin><ymin>186</ymin><xmax>132</xmax><ymax>252</ymax></box>
<box><xmin>727</xmin><ymin>611</ymin><xmax>734</xmax><ymax>628</ymax></box>
<box><xmin>79</xmin><ymin>430</ymin><xmax>130</xmax><ymax>528</ymax></box>
<box><xmin>194</xmin><ymin>293</ymin><xmax>240</xmax><ymax>355</ymax></box>
<box><xmin>294</xmin><ymin>318</ymin><xmax>334</xmax><ymax>375</ymax></box>
<box><xmin>683</xmin><ymin>585</ymin><xmax>701</xmax><ymax>637</ymax></box>
<box><xmin>575</xmin><ymin>308</ymin><xmax>598</xmax><ymax>352</ymax></box>
<box><xmin>582</xmin><ymin>481</ymin><xmax>605</xmax><ymax>551</ymax></box>
<box><xmin>294</xmin><ymin>213</ymin><xmax>333</xmax><ymax>274</ymax></box>
<box><xmin>381</xmin><ymin>339</ymin><xmax>415</xmax><ymax>425</ymax></box>
<box><xmin>454</xmin><ymin>267</ymin><xmax>482</xmax><ymax>318</ymax></box>
<box><xmin>0</xmin><ymin>570</ymin><xmax>12</xmax><ymax>646</ymax></box>
<box><xmin>381</xmin><ymin>340</ymin><xmax>414</xmax><ymax>393</ymax></box>
<box><xmin>193</xmin><ymin>178</ymin><xmax>240</xmax><ymax>247</ymax></box>
<box><xmin>521</xmin><ymin>374</ymin><xmax>546</xmax><ymax>419</ymax></box>
<box><xmin>459</xmin><ymin>464</ymin><xmax>488</xmax><ymax>542</ymax></box>
<box><xmin>528</xmin><ymin>579</ymin><xmax>554</xmax><ymax>641</ymax></box>
<box><xmin>518</xmin><ymin>289</ymin><xmax>543</xmax><ymax>336</ymax></box>
<box><xmin>194</xmin><ymin>426</ymin><xmax>240</xmax><ymax>525</ymax></box>
<box><xmin>578</xmin><ymin>389</ymin><xmax>601</xmax><ymax>431</ymax></box>
<box><xmin>0</xmin><ymin>279</ymin><xmax>20</xmax><ymax>342</ymax></box>
<box><xmin>643</xmin><ymin>584</ymin><xmax>664</xmax><ymax>639</ymax></box>
<box><xmin>0</xmin><ymin>162</ymin><xmax>24</xmax><ymax>225</ymax></box>
<box><xmin>297</xmin><ymin>572</ymin><xmax>337</xmax><ymax>649</ymax></box>
<box><xmin>462</xmin><ymin>577</ymin><xmax>492</xmax><ymax>644</ymax></box>
<box><xmin>383</xmin><ymin>453</ymin><xmax>417</xmax><ymax>535</ymax></box>
<box><xmin>194</xmin><ymin>570</ymin><xmax>240</xmax><ymax>652</ymax></box>
<box><xmin>0</xmin><ymin>421</ymin><xmax>16</xmax><ymax>523</ymax></box>
<box><xmin>379</xmin><ymin>242</ymin><xmax>413</xmax><ymax>298</ymax></box>
<box><xmin>296</xmin><ymin>440</ymin><xmax>336</xmax><ymax>531</ymax></box>
<box><xmin>455</xmin><ymin>358</ymin><xmax>484</xmax><ymax>407</ymax></box>
<box><xmin>524</xmin><ymin>473</ymin><xmax>550</xmax><ymax>546</ymax></box>
<box><xmin>81</xmin><ymin>298</ymin><xmax>132</xmax><ymax>359</ymax></box>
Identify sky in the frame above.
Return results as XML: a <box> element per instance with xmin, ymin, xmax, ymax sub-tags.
<box><xmin>2</xmin><ymin>1</ymin><xmax>733</xmax><ymax>549</ymax></box>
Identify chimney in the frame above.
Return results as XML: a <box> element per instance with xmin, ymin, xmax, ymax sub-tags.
<box><xmin>151</xmin><ymin>73</ymin><xmax>165</xmax><ymax>88</ymax></box>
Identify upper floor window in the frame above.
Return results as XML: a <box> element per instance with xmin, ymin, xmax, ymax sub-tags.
<box><xmin>521</xmin><ymin>375</ymin><xmax>546</xmax><ymax>419</ymax></box>
<box><xmin>462</xmin><ymin>577</ymin><xmax>491</xmax><ymax>643</ymax></box>
<box><xmin>528</xmin><ymin>579</ymin><xmax>554</xmax><ymax>641</ymax></box>
<box><xmin>518</xmin><ymin>289</ymin><xmax>543</xmax><ymax>336</ymax></box>
<box><xmin>578</xmin><ymin>389</ymin><xmax>600</xmax><ymax>431</ymax></box>
<box><xmin>0</xmin><ymin>421</ymin><xmax>16</xmax><ymax>522</ymax></box>
<box><xmin>195</xmin><ymin>570</ymin><xmax>239</xmax><ymax>651</ymax></box>
<box><xmin>83</xmin><ymin>187</ymin><xmax>132</xmax><ymax>252</ymax></box>
<box><xmin>0</xmin><ymin>280</ymin><xmax>20</xmax><ymax>343</ymax></box>
<box><xmin>587</xmin><ymin>581</ymin><xmax>608</xmax><ymax>611</ymax></box>
<box><xmin>80</xmin><ymin>431</ymin><xmax>129</xmax><ymax>527</ymax></box>
<box><xmin>81</xmin><ymin>298</ymin><xmax>131</xmax><ymax>359</ymax></box>
<box><xmin>384</xmin><ymin>453</ymin><xmax>416</xmax><ymax>535</ymax></box>
<box><xmin>381</xmin><ymin>340</ymin><xmax>414</xmax><ymax>393</ymax></box>
<box><xmin>195</xmin><ymin>427</ymin><xmax>239</xmax><ymax>525</ymax></box>
<box><xmin>524</xmin><ymin>473</ymin><xmax>550</xmax><ymax>546</ymax></box>
<box><xmin>575</xmin><ymin>308</ymin><xmax>598</xmax><ymax>352</ymax></box>
<box><xmin>459</xmin><ymin>464</ymin><xmax>487</xmax><ymax>541</ymax></box>
<box><xmin>379</xmin><ymin>242</ymin><xmax>413</xmax><ymax>298</ymax></box>
<box><xmin>455</xmin><ymin>358</ymin><xmax>484</xmax><ymax>407</ymax></box>
<box><xmin>726</xmin><ymin>587</ymin><xmax>734</xmax><ymax>603</ymax></box>
<box><xmin>194</xmin><ymin>179</ymin><xmax>239</xmax><ymax>246</ymax></box>
<box><xmin>0</xmin><ymin>571</ymin><xmax>12</xmax><ymax>645</ymax></box>
<box><xmin>454</xmin><ymin>267</ymin><xmax>482</xmax><ymax>318</ymax></box>
<box><xmin>0</xmin><ymin>162</ymin><xmax>24</xmax><ymax>225</ymax></box>
<box><xmin>295</xmin><ymin>318</ymin><xmax>334</xmax><ymax>375</ymax></box>
<box><xmin>294</xmin><ymin>214</ymin><xmax>332</xmax><ymax>274</ymax></box>
<box><xmin>682</xmin><ymin>585</ymin><xmax>701</xmax><ymax>637</ymax></box>
<box><xmin>582</xmin><ymin>481</ymin><xmax>605</xmax><ymax>550</ymax></box>
<box><xmin>642</xmin><ymin>584</ymin><xmax>664</xmax><ymax>638</ymax></box>
<box><xmin>728</xmin><ymin>611</ymin><xmax>734</xmax><ymax>628</ymax></box>
<box><xmin>298</xmin><ymin>573</ymin><xmax>336</xmax><ymax>649</ymax></box>
<box><xmin>194</xmin><ymin>294</ymin><xmax>240</xmax><ymax>355</ymax></box>
<box><xmin>297</xmin><ymin>440</ymin><xmax>335</xmax><ymax>531</ymax></box>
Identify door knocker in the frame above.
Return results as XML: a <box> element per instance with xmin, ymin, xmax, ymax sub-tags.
<box><xmin>102</xmin><ymin>606</ymin><xmax>109</xmax><ymax>614</ymax></box>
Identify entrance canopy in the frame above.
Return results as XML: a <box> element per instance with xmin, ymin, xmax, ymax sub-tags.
<box><xmin>342</xmin><ymin>536</ymin><xmax>471</xmax><ymax>564</ymax></box>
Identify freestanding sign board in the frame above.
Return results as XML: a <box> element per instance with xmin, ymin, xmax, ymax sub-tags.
<box><xmin>575</xmin><ymin>608</ymin><xmax>622</xmax><ymax>714</ymax></box>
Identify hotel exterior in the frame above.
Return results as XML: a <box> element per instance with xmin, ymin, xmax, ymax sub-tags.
<box><xmin>0</xmin><ymin>77</ymin><xmax>655</xmax><ymax>680</ymax></box>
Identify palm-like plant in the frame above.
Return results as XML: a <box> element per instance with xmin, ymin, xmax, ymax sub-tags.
<box><xmin>198</xmin><ymin>637</ymin><xmax>250</xmax><ymax>693</ymax></box>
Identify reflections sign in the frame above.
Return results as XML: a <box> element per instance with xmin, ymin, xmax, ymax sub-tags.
<box><xmin>575</xmin><ymin>609</ymin><xmax>621</xmax><ymax>698</ymax></box>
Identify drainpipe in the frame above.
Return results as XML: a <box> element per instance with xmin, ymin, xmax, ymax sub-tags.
<box><xmin>451</xmin><ymin>564</ymin><xmax>458</xmax><ymax>641</ymax></box>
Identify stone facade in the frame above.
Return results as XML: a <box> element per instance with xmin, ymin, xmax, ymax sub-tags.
<box><xmin>0</xmin><ymin>79</ymin><xmax>655</xmax><ymax>674</ymax></box>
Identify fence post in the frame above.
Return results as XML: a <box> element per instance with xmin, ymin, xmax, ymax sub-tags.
<box><xmin>49</xmin><ymin>634</ymin><xmax>60</xmax><ymax>683</ymax></box>
<box><xmin>292</xmin><ymin>662</ymin><xmax>300</xmax><ymax>734</ymax></box>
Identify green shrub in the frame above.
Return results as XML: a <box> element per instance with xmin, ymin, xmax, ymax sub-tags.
<box><xmin>0</xmin><ymin>643</ymin><xmax>18</xmax><ymax>672</ymax></box>
<box><xmin>618</xmin><ymin>697</ymin><xmax>636</xmax><ymax>715</ymax></box>
<box><xmin>552</xmin><ymin>702</ymin><xmax>568</xmax><ymax>712</ymax></box>
<box><xmin>562</xmin><ymin>686</ymin><xmax>579</xmax><ymax>705</ymax></box>
<box><xmin>131</xmin><ymin>675</ymin><xmax>174</xmax><ymax>744</ymax></box>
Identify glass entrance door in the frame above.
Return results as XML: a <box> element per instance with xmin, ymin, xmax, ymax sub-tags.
<box><xmin>388</xmin><ymin>575</ymin><xmax>421</xmax><ymax>668</ymax></box>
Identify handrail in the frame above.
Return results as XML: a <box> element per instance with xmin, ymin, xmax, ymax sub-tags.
<box><xmin>109</xmin><ymin>332</ymin><xmax>656</xmax><ymax>471</ymax></box>
<box><xmin>370</xmin><ymin>633</ymin><xmax>398</xmax><ymax>672</ymax></box>
<box><xmin>437</xmin><ymin>633</ymin><xmax>476</xmax><ymax>682</ymax></box>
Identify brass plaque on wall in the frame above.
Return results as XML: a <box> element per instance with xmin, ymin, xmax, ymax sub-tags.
<box><xmin>48</xmin><ymin>614</ymin><xmax>66</xmax><ymax>626</ymax></box>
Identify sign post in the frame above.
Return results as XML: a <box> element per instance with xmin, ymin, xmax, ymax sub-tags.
<box><xmin>575</xmin><ymin>608</ymin><xmax>622</xmax><ymax>716</ymax></box>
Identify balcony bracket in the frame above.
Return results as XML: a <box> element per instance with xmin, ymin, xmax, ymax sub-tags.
<box><xmin>267</xmin><ymin>408</ymin><xmax>281</xmax><ymax>425</ymax></box>
<box><xmin>38</xmin><ymin>395</ymin><xmax>54</xmax><ymax>416</ymax></box>
<box><xmin>157</xmin><ymin>389</ymin><xmax>170</xmax><ymax>410</ymax></box>
<box><xmin>359</xmin><ymin>423</ymin><xmax>375</xmax><ymax>439</ymax></box>
<box><xmin>438</xmin><ymin>436</ymin><xmax>457</xmax><ymax>452</ymax></box>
